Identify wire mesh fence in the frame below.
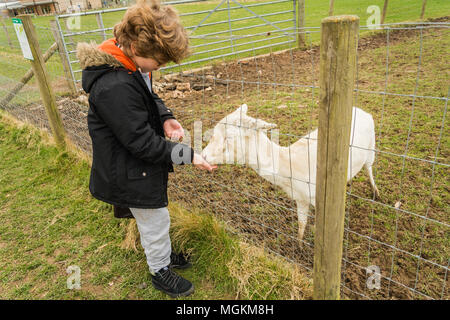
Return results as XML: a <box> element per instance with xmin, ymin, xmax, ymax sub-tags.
<box><xmin>341</xmin><ymin>23</ymin><xmax>449</xmax><ymax>299</ymax></box>
<box><xmin>0</xmin><ymin>20</ymin><xmax>92</xmax><ymax>154</ymax></box>
<box><xmin>0</xmin><ymin>2</ymin><xmax>448</xmax><ymax>300</ymax></box>
<box><xmin>157</xmin><ymin>21</ymin><xmax>449</xmax><ymax>300</ymax></box>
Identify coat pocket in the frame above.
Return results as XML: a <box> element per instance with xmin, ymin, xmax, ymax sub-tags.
<box><xmin>125</xmin><ymin>160</ymin><xmax>164</xmax><ymax>204</ymax></box>
<box><xmin>127</xmin><ymin>163</ymin><xmax>163</xmax><ymax>180</ymax></box>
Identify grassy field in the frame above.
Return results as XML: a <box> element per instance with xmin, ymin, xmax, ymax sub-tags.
<box><xmin>0</xmin><ymin>110</ymin><xmax>312</xmax><ymax>299</ymax></box>
<box><xmin>0</xmin><ymin>0</ymin><xmax>449</xmax><ymax>105</ymax></box>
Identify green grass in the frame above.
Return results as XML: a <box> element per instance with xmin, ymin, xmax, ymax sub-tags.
<box><xmin>0</xmin><ymin>0</ymin><xmax>449</xmax><ymax>106</ymax></box>
<box><xmin>0</xmin><ymin>110</ymin><xmax>312</xmax><ymax>299</ymax></box>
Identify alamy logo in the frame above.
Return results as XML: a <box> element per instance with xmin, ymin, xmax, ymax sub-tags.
<box><xmin>366</xmin><ymin>265</ymin><xmax>381</xmax><ymax>290</ymax></box>
<box><xmin>367</xmin><ymin>5</ymin><xmax>381</xmax><ymax>30</ymax></box>
<box><xmin>66</xmin><ymin>4</ymin><xmax>82</xmax><ymax>31</ymax></box>
<box><xmin>66</xmin><ymin>265</ymin><xmax>81</xmax><ymax>290</ymax></box>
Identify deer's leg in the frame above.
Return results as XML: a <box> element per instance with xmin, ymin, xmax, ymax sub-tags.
<box><xmin>365</xmin><ymin>164</ymin><xmax>380</xmax><ymax>199</ymax></box>
<box><xmin>296</xmin><ymin>201</ymin><xmax>309</xmax><ymax>241</ymax></box>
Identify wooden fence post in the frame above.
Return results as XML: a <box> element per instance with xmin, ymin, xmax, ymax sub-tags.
<box><xmin>49</xmin><ymin>19</ymin><xmax>77</xmax><ymax>95</ymax></box>
<box><xmin>328</xmin><ymin>0</ymin><xmax>335</xmax><ymax>16</ymax></box>
<box><xmin>297</xmin><ymin>0</ymin><xmax>306</xmax><ymax>48</ymax></box>
<box><xmin>420</xmin><ymin>0</ymin><xmax>427</xmax><ymax>20</ymax></box>
<box><xmin>18</xmin><ymin>15</ymin><xmax>66</xmax><ymax>147</ymax></box>
<box><xmin>1</xmin><ymin>17</ymin><xmax>13</xmax><ymax>49</ymax></box>
<box><xmin>313</xmin><ymin>15</ymin><xmax>359</xmax><ymax>300</ymax></box>
<box><xmin>381</xmin><ymin>0</ymin><xmax>389</xmax><ymax>26</ymax></box>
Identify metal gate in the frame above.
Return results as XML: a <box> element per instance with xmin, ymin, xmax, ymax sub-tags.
<box><xmin>54</xmin><ymin>0</ymin><xmax>297</xmax><ymax>90</ymax></box>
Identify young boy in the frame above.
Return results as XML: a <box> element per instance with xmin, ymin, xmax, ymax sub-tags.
<box><xmin>77</xmin><ymin>0</ymin><xmax>216</xmax><ymax>298</ymax></box>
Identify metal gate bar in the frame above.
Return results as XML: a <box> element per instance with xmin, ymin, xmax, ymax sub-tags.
<box><xmin>55</xmin><ymin>0</ymin><xmax>297</xmax><ymax>89</ymax></box>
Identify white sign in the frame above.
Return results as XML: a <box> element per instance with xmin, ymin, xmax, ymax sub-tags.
<box><xmin>12</xmin><ymin>18</ymin><xmax>34</xmax><ymax>60</ymax></box>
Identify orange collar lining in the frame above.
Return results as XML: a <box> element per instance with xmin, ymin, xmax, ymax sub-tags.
<box><xmin>98</xmin><ymin>38</ymin><xmax>137</xmax><ymax>72</ymax></box>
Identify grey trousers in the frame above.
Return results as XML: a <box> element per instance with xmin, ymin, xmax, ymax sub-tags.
<box><xmin>129</xmin><ymin>207</ymin><xmax>172</xmax><ymax>275</ymax></box>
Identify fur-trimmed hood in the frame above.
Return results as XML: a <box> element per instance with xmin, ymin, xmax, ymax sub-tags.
<box><xmin>76</xmin><ymin>41</ymin><xmax>124</xmax><ymax>70</ymax></box>
<box><xmin>77</xmin><ymin>39</ymin><xmax>138</xmax><ymax>93</ymax></box>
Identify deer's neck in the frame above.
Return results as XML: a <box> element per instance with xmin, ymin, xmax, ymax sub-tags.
<box><xmin>243</xmin><ymin>130</ymin><xmax>284</xmax><ymax>175</ymax></box>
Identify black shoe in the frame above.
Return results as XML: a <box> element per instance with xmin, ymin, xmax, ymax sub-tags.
<box><xmin>151</xmin><ymin>266</ymin><xmax>194</xmax><ymax>298</ymax></box>
<box><xmin>170</xmin><ymin>251</ymin><xmax>192</xmax><ymax>269</ymax></box>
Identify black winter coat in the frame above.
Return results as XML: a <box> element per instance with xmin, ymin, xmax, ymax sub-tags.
<box><xmin>77</xmin><ymin>42</ymin><xmax>192</xmax><ymax>212</ymax></box>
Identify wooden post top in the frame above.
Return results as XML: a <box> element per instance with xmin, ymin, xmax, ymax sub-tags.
<box><xmin>17</xmin><ymin>14</ymin><xmax>33</xmax><ymax>18</ymax></box>
<box><xmin>322</xmin><ymin>15</ymin><xmax>360</xmax><ymax>24</ymax></box>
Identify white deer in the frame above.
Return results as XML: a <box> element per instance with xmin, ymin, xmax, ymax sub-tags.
<box><xmin>202</xmin><ymin>104</ymin><xmax>379</xmax><ymax>240</ymax></box>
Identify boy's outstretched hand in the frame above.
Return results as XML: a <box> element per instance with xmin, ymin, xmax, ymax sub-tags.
<box><xmin>163</xmin><ymin>119</ymin><xmax>185</xmax><ymax>141</ymax></box>
<box><xmin>163</xmin><ymin>120</ymin><xmax>216</xmax><ymax>172</ymax></box>
<box><xmin>193</xmin><ymin>153</ymin><xmax>217</xmax><ymax>172</ymax></box>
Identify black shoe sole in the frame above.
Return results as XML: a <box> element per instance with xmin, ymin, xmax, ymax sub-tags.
<box><xmin>152</xmin><ymin>281</ymin><xmax>195</xmax><ymax>298</ymax></box>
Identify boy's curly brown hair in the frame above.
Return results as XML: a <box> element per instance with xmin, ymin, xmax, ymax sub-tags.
<box><xmin>113</xmin><ymin>0</ymin><xmax>190</xmax><ymax>64</ymax></box>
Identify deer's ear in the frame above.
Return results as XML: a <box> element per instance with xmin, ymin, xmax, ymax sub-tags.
<box><xmin>234</xmin><ymin>104</ymin><xmax>248</xmax><ymax>115</ymax></box>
